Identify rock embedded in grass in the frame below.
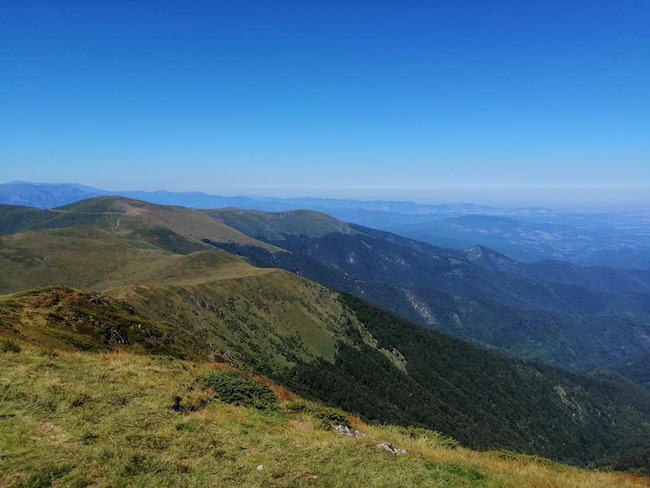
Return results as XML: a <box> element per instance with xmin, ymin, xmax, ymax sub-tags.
<box><xmin>377</xmin><ymin>442</ymin><xmax>407</xmax><ymax>455</ymax></box>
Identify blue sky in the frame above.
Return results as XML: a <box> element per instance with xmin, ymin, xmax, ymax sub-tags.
<box><xmin>1</xmin><ymin>1</ymin><xmax>649</xmax><ymax>206</ymax></box>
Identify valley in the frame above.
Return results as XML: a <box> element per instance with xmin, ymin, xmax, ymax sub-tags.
<box><xmin>206</xmin><ymin>208</ymin><xmax>650</xmax><ymax>372</ymax></box>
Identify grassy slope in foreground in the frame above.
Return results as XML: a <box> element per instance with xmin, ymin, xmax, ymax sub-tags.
<box><xmin>3</xmin><ymin>283</ymin><xmax>650</xmax><ymax>473</ymax></box>
<box><xmin>1</xmin><ymin>344</ymin><xmax>648</xmax><ymax>488</ymax></box>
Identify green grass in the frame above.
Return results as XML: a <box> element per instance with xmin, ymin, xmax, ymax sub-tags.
<box><xmin>0</xmin><ymin>338</ymin><xmax>21</xmax><ymax>353</ymax></box>
<box><xmin>208</xmin><ymin>208</ymin><xmax>354</xmax><ymax>241</ymax></box>
<box><xmin>0</xmin><ymin>225</ymin><xmax>278</xmax><ymax>296</ymax></box>
<box><xmin>119</xmin><ymin>270</ymin><xmax>345</xmax><ymax>369</ymax></box>
<box><xmin>0</xmin><ymin>196</ymin><xmax>281</xmax><ymax>258</ymax></box>
<box><xmin>1</xmin><ymin>345</ymin><xmax>647</xmax><ymax>488</ymax></box>
<box><xmin>3</xmin><ymin>276</ymin><xmax>650</xmax><ymax>473</ymax></box>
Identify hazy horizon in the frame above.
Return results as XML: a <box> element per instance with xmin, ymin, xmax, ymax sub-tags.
<box><xmin>4</xmin><ymin>179</ymin><xmax>650</xmax><ymax>211</ymax></box>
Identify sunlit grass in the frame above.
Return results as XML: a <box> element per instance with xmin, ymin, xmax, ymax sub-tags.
<box><xmin>1</xmin><ymin>344</ymin><xmax>647</xmax><ymax>487</ymax></box>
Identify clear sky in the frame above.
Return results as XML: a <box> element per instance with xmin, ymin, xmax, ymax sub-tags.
<box><xmin>1</xmin><ymin>1</ymin><xmax>649</xmax><ymax>207</ymax></box>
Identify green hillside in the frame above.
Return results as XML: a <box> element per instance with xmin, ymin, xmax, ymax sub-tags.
<box><xmin>3</xmin><ymin>344</ymin><xmax>647</xmax><ymax>488</ymax></box>
<box><xmin>0</xmin><ymin>226</ymin><xmax>276</xmax><ymax>295</ymax></box>
<box><xmin>204</xmin><ymin>209</ymin><xmax>650</xmax><ymax>371</ymax></box>
<box><xmin>611</xmin><ymin>352</ymin><xmax>650</xmax><ymax>390</ymax></box>
<box><xmin>2</xmin><ymin>199</ymin><xmax>650</xmax><ymax>475</ymax></box>
<box><xmin>0</xmin><ymin>197</ymin><xmax>280</xmax><ymax>254</ymax></box>
<box><xmin>209</xmin><ymin>208</ymin><xmax>354</xmax><ymax>240</ymax></box>
<box><xmin>3</xmin><ymin>284</ymin><xmax>650</xmax><ymax>472</ymax></box>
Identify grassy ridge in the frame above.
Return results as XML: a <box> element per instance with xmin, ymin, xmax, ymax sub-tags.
<box><xmin>209</xmin><ymin>208</ymin><xmax>354</xmax><ymax>240</ymax></box>
<box><xmin>121</xmin><ymin>270</ymin><xmax>347</xmax><ymax>371</ymax></box>
<box><xmin>0</xmin><ymin>288</ymin><xmax>201</xmax><ymax>358</ymax></box>
<box><xmin>5</xmin><ymin>198</ymin><xmax>650</xmax><ymax>372</ymax></box>
<box><xmin>0</xmin><ymin>197</ymin><xmax>280</xmax><ymax>253</ymax></box>
<box><xmin>1</xmin><ymin>344</ymin><xmax>647</xmax><ymax>488</ymax></box>
<box><xmin>0</xmin><ymin>226</ymin><xmax>274</xmax><ymax>295</ymax></box>
<box><xmin>2</xmin><ymin>200</ymin><xmax>650</xmax><ymax>473</ymax></box>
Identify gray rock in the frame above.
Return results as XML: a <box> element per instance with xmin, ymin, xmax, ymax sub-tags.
<box><xmin>377</xmin><ymin>442</ymin><xmax>407</xmax><ymax>455</ymax></box>
<box><xmin>333</xmin><ymin>424</ymin><xmax>368</xmax><ymax>438</ymax></box>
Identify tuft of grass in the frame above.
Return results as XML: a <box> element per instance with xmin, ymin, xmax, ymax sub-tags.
<box><xmin>11</xmin><ymin>465</ymin><xmax>72</xmax><ymax>488</ymax></box>
<box><xmin>398</xmin><ymin>426</ymin><xmax>460</xmax><ymax>449</ymax></box>
<box><xmin>491</xmin><ymin>449</ymin><xmax>556</xmax><ymax>466</ymax></box>
<box><xmin>284</xmin><ymin>400</ymin><xmax>310</xmax><ymax>412</ymax></box>
<box><xmin>169</xmin><ymin>389</ymin><xmax>210</xmax><ymax>413</ymax></box>
<box><xmin>69</xmin><ymin>393</ymin><xmax>92</xmax><ymax>408</ymax></box>
<box><xmin>56</xmin><ymin>471</ymin><xmax>89</xmax><ymax>488</ymax></box>
<box><xmin>0</xmin><ymin>338</ymin><xmax>21</xmax><ymax>353</ymax></box>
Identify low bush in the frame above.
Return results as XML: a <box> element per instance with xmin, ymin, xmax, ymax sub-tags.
<box><xmin>170</xmin><ymin>390</ymin><xmax>210</xmax><ymax>413</ymax></box>
<box><xmin>202</xmin><ymin>370</ymin><xmax>276</xmax><ymax>410</ymax></box>
<box><xmin>314</xmin><ymin>407</ymin><xmax>350</xmax><ymax>429</ymax></box>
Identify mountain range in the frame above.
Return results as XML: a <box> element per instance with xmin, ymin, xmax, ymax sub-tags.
<box><xmin>1</xmin><ymin>195</ymin><xmax>650</xmax><ymax>477</ymax></box>
<box><xmin>3</xmin><ymin>181</ymin><xmax>650</xmax><ymax>269</ymax></box>
<box><xmin>207</xmin><ymin>209</ymin><xmax>650</xmax><ymax>372</ymax></box>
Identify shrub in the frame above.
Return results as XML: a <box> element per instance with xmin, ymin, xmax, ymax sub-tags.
<box><xmin>202</xmin><ymin>370</ymin><xmax>276</xmax><ymax>410</ymax></box>
<box><xmin>0</xmin><ymin>338</ymin><xmax>21</xmax><ymax>353</ymax></box>
<box><xmin>314</xmin><ymin>407</ymin><xmax>350</xmax><ymax>429</ymax></box>
<box><xmin>170</xmin><ymin>390</ymin><xmax>209</xmax><ymax>412</ymax></box>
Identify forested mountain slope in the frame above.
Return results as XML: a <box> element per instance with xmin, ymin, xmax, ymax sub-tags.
<box><xmin>1</xmin><ymin>199</ymin><xmax>650</xmax><ymax>472</ymax></box>
<box><xmin>207</xmin><ymin>208</ymin><xmax>650</xmax><ymax>371</ymax></box>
